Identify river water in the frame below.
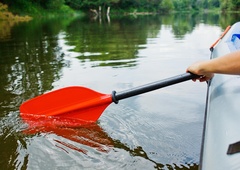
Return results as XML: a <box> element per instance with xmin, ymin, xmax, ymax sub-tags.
<box><xmin>0</xmin><ymin>13</ymin><xmax>239</xmax><ymax>170</ymax></box>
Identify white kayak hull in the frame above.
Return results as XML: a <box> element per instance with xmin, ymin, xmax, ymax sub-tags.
<box><xmin>200</xmin><ymin>22</ymin><xmax>240</xmax><ymax>170</ymax></box>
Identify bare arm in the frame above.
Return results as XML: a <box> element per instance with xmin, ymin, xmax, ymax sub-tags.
<box><xmin>187</xmin><ymin>50</ymin><xmax>240</xmax><ymax>82</ymax></box>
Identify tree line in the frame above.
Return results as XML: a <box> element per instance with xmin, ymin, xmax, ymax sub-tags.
<box><xmin>0</xmin><ymin>0</ymin><xmax>239</xmax><ymax>15</ymax></box>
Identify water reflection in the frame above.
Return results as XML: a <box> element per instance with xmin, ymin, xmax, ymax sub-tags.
<box><xmin>60</xmin><ymin>13</ymin><xmax>240</xmax><ymax>69</ymax></box>
<box><xmin>0</xmin><ymin>21</ymin><xmax>13</xmax><ymax>40</ymax></box>
<box><xmin>0</xmin><ymin>18</ymin><xmax>76</xmax><ymax>112</ymax></box>
<box><xmin>22</xmin><ymin>120</ymin><xmax>199</xmax><ymax>169</ymax></box>
<box><xmin>24</xmin><ymin>123</ymin><xmax>113</xmax><ymax>153</ymax></box>
<box><xmin>63</xmin><ymin>16</ymin><xmax>158</xmax><ymax>67</ymax></box>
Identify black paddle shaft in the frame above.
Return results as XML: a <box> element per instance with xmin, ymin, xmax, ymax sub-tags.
<box><xmin>111</xmin><ymin>72</ymin><xmax>199</xmax><ymax>104</ymax></box>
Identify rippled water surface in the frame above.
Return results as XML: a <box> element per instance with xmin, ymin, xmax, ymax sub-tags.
<box><xmin>1</xmin><ymin>13</ymin><xmax>240</xmax><ymax>169</ymax></box>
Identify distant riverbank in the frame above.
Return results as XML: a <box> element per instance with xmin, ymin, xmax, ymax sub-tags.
<box><xmin>0</xmin><ymin>2</ymin><xmax>80</xmax><ymax>22</ymax></box>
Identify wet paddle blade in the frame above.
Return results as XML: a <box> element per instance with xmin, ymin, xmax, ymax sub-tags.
<box><xmin>20</xmin><ymin>86</ymin><xmax>113</xmax><ymax>123</ymax></box>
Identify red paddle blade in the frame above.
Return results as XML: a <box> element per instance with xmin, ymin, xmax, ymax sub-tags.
<box><xmin>20</xmin><ymin>86</ymin><xmax>113</xmax><ymax>123</ymax></box>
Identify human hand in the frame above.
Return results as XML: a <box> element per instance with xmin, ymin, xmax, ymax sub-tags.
<box><xmin>187</xmin><ymin>61</ymin><xmax>214</xmax><ymax>82</ymax></box>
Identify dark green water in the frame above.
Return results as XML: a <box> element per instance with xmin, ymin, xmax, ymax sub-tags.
<box><xmin>0</xmin><ymin>13</ymin><xmax>239</xmax><ymax>170</ymax></box>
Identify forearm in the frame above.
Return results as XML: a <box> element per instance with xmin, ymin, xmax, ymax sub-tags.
<box><xmin>205</xmin><ymin>50</ymin><xmax>240</xmax><ymax>75</ymax></box>
<box><xmin>189</xmin><ymin>50</ymin><xmax>240</xmax><ymax>75</ymax></box>
<box><xmin>187</xmin><ymin>50</ymin><xmax>240</xmax><ymax>82</ymax></box>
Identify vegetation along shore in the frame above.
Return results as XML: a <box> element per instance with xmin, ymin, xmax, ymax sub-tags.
<box><xmin>0</xmin><ymin>0</ymin><xmax>239</xmax><ymax>21</ymax></box>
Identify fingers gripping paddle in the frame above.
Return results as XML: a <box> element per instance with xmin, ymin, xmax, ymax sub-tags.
<box><xmin>20</xmin><ymin>72</ymin><xmax>199</xmax><ymax>123</ymax></box>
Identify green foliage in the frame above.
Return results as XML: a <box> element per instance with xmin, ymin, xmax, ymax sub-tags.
<box><xmin>0</xmin><ymin>0</ymin><xmax>239</xmax><ymax>15</ymax></box>
<box><xmin>0</xmin><ymin>2</ymin><xmax>8</xmax><ymax>11</ymax></box>
<box><xmin>172</xmin><ymin>0</ymin><xmax>191</xmax><ymax>11</ymax></box>
<box><xmin>221</xmin><ymin>0</ymin><xmax>240</xmax><ymax>11</ymax></box>
<box><xmin>0</xmin><ymin>2</ymin><xmax>32</xmax><ymax>20</ymax></box>
<box><xmin>160</xmin><ymin>0</ymin><xmax>174</xmax><ymax>13</ymax></box>
<box><xmin>210</xmin><ymin>0</ymin><xmax>220</xmax><ymax>8</ymax></box>
<box><xmin>171</xmin><ymin>0</ymin><xmax>224</xmax><ymax>11</ymax></box>
<box><xmin>44</xmin><ymin>0</ymin><xmax>65</xmax><ymax>10</ymax></box>
<box><xmin>59</xmin><ymin>4</ymin><xmax>75</xmax><ymax>14</ymax></box>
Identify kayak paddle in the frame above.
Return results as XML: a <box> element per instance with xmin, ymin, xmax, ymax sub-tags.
<box><xmin>20</xmin><ymin>72</ymin><xmax>199</xmax><ymax>124</ymax></box>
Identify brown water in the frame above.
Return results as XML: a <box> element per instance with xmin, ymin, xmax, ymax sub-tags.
<box><xmin>0</xmin><ymin>13</ymin><xmax>239</xmax><ymax>170</ymax></box>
